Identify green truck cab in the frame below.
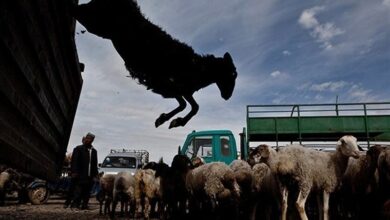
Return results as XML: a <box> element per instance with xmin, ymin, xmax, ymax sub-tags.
<box><xmin>180</xmin><ymin>130</ymin><xmax>238</xmax><ymax>164</ymax></box>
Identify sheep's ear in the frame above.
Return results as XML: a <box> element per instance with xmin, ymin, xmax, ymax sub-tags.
<box><xmin>337</xmin><ymin>137</ymin><xmax>346</xmax><ymax>146</ymax></box>
<box><xmin>223</xmin><ymin>52</ymin><xmax>233</xmax><ymax>64</ymax></box>
<box><xmin>260</xmin><ymin>148</ymin><xmax>270</xmax><ymax>158</ymax></box>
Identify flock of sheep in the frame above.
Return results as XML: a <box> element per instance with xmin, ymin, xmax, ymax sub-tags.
<box><xmin>95</xmin><ymin>135</ymin><xmax>390</xmax><ymax>220</ymax></box>
<box><xmin>1</xmin><ymin>135</ymin><xmax>390</xmax><ymax>219</ymax></box>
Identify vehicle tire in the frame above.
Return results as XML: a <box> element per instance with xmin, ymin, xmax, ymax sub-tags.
<box><xmin>28</xmin><ymin>186</ymin><xmax>49</xmax><ymax>205</ymax></box>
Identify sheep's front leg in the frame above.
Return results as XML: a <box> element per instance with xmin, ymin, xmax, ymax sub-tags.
<box><xmin>296</xmin><ymin>190</ymin><xmax>309</xmax><ymax>220</ymax></box>
<box><xmin>155</xmin><ymin>97</ymin><xmax>186</xmax><ymax>127</ymax></box>
<box><xmin>169</xmin><ymin>95</ymin><xmax>199</xmax><ymax>128</ymax></box>
<box><xmin>323</xmin><ymin>191</ymin><xmax>330</xmax><ymax>220</ymax></box>
<box><xmin>281</xmin><ymin>187</ymin><xmax>288</xmax><ymax>220</ymax></box>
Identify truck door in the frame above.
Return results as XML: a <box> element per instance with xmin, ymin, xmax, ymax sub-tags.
<box><xmin>217</xmin><ymin>135</ymin><xmax>236</xmax><ymax>164</ymax></box>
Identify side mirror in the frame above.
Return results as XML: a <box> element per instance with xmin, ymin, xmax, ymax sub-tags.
<box><xmin>178</xmin><ymin>146</ymin><xmax>181</xmax><ymax>155</ymax></box>
<box><xmin>98</xmin><ymin>163</ymin><xmax>102</xmax><ymax>167</ymax></box>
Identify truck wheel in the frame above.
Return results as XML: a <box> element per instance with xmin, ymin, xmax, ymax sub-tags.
<box><xmin>28</xmin><ymin>186</ymin><xmax>49</xmax><ymax>205</ymax></box>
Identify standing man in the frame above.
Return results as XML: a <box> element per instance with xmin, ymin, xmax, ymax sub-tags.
<box><xmin>70</xmin><ymin>132</ymin><xmax>98</xmax><ymax>209</ymax></box>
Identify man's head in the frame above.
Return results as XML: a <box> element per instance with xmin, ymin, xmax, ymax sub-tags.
<box><xmin>84</xmin><ymin>132</ymin><xmax>95</xmax><ymax>146</ymax></box>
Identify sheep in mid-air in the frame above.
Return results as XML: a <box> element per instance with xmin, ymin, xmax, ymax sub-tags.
<box><xmin>73</xmin><ymin>0</ymin><xmax>238</xmax><ymax>128</ymax></box>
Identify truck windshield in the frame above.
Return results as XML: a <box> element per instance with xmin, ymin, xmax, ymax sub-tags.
<box><xmin>102</xmin><ymin>156</ymin><xmax>136</xmax><ymax>168</ymax></box>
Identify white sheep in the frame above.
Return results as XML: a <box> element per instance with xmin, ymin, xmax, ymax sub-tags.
<box><xmin>134</xmin><ymin>168</ymin><xmax>161</xmax><ymax>219</ymax></box>
<box><xmin>251</xmin><ymin>144</ymin><xmax>281</xmax><ymax>219</ymax></box>
<box><xmin>111</xmin><ymin>171</ymin><xmax>135</xmax><ymax>218</ymax></box>
<box><xmin>186</xmin><ymin>162</ymin><xmax>240</xmax><ymax>217</ymax></box>
<box><xmin>339</xmin><ymin>145</ymin><xmax>385</xmax><ymax>219</ymax></box>
<box><xmin>251</xmin><ymin>162</ymin><xmax>281</xmax><ymax>220</ymax></box>
<box><xmin>97</xmin><ymin>173</ymin><xmax>115</xmax><ymax>215</ymax></box>
<box><xmin>266</xmin><ymin>135</ymin><xmax>360</xmax><ymax>220</ymax></box>
<box><xmin>230</xmin><ymin>160</ymin><xmax>253</xmax><ymax>219</ymax></box>
<box><xmin>378</xmin><ymin>146</ymin><xmax>390</xmax><ymax>215</ymax></box>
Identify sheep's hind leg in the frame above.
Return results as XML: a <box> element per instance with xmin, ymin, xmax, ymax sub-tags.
<box><xmin>155</xmin><ymin>97</ymin><xmax>186</xmax><ymax>127</ymax></box>
<box><xmin>296</xmin><ymin>190</ymin><xmax>309</xmax><ymax>220</ymax></box>
<box><xmin>169</xmin><ymin>95</ymin><xmax>198</xmax><ymax>128</ymax></box>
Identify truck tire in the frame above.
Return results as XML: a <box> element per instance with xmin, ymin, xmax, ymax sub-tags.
<box><xmin>28</xmin><ymin>186</ymin><xmax>49</xmax><ymax>205</ymax></box>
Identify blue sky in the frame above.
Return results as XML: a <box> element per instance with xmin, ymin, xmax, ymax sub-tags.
<box><xmin>68</xmin><ymin>0</ymin><xmax>390</xmax><ymax>163</ymax></box>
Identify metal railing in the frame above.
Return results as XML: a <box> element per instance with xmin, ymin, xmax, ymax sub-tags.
<box><xmin>247</xmin><ymin>102</ymin><xmax>390</xmax><ymax>118</ymax></box>
<box><xmin>246</xmin><ymin>102</ymin><xmax>390</xmax><ymax>147</ymax></box>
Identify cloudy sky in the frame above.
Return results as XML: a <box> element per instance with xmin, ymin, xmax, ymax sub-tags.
<box><xmin>68</xmin><ymin>0</ymin><xmax>390</xmax><ymax>163</ymax></box>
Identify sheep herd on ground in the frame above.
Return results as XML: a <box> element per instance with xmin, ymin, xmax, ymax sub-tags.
<box><xmin>1</xmin><ymin>136</ymin><xmax>390</xmax><ymax>219</ymax></box>
<box><xmin>93</xmin><ymin>135</ymin><xmax>390</xmax><ymax>220</ymax></box>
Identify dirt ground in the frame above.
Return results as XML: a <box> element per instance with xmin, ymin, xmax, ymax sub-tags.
<box><xmin>0</xmin><ymin>197</ymin><xmax>128</xmax><ymax>220</ymax></box>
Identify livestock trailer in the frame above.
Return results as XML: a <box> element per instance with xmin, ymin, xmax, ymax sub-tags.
<box><xmin>0</xmin><ymin>0</ymin><xmax>83</xmax><ymax>180</ymax></box>
<box><xmin>241</xmin><ymin>102</ymin><xmax>390</xmax><ymax>159</ymax></box>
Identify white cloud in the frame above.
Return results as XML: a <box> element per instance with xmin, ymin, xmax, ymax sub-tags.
<box><xmin>298</xmin><ymin>6</ymin><xmax>323</xmax><ymax>29</ymax></box>
<box><xmin>282</xmin><ymin>50</ymin><xmax>291</xmax><ymax>56</ymax></box>
<box><xmin>270</xmin><ymin>70</ymin><xmax>282</xmax><ymax>77</ymax></box>
<box><xmin>310</xmin><ymin>81</ymin><xmax>348</xmax><ymax>92</ymax></box>
<box><xmin>270</xmin><ymin>70</ymin><xmax>290</xmax><ymax>79</ymax></box>
<box><xmin>299</xmin><ymin>6</ymin><xmax>344</xmax><ymax>50</ymax></box>
<box><xmin>347</xmin><ymin>84</ymin><xmax>377</xmax><ymax>102</ymax></box>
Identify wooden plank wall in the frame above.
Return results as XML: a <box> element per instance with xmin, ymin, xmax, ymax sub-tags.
<box><xmin>0</xmin><ymin>0</ymin><xmax>83</xmax><ymax>180</ymax></box>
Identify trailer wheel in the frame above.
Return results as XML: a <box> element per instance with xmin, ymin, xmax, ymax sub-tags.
<box><xmin>28</xmin><ymin>186</ymin><xmax>49</xmax><ymax>205</ymax></box>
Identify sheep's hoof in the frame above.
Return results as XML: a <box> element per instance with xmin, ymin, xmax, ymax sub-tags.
<box><xmin>155</xmin><ymin>113</ymin><xmax>168</xmax><ymax>127</ymax></box>
<box><xmin>169</xmin><ymin>117</ymin><xmax>185</xmax><ymax>129</ymax></box>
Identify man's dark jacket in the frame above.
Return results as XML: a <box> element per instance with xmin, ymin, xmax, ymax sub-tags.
<box><xmin>71</xmin><ymin>144</ymin><xmax>98</xmax><ymax>179</ymax></box>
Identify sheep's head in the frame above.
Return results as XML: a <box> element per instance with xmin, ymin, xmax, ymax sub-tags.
<box><xmin>250</xmin><ymin>145</ymin><xmax>272</xmax><ymax>164</ymax></box>
<box><xmin>337</xmin><ymin>135</ymin><xmax>360</xmax><ymax>159</ymax></box>
<box><xmin>216</xmin><ymin>53</ymin><xmax>237</xmax><ymax>100</ymax></box>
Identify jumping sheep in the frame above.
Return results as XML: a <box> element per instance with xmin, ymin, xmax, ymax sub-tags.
<box><xmin>277</xmin><ymin>136</ymin><xmax>360</xmax><ymax>220</ymax></box>
<box><xmin>73</xmin><ymin>0</ymin><xmax>237</xmax><ymax>128</ymax></box>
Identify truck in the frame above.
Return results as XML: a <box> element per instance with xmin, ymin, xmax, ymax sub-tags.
<box><xmin>99</xmin><ymin>149</ymin><xmax>149</xmax><ymax>175</ymax></box>
<box><xmin>180</xmin><ymin>102</ymin><xmax>390</xmax><ymax>164</ymax></box>
<box><xmin>0</xmin><ymin>1</ymin><xmax>83</xmax><ymax>181</ymax></box>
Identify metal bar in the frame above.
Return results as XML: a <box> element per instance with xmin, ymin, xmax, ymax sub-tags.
<box><xmin>290</xmin><ymin>105</ymin><xmax>297</xmax><ymax>117</ymax></box>
<box><xmin>247</xmin><ymin>102</ymin><xmax>390</xmax><ymax>108</ymax></box>
<box><xmin>274</xmin><ymin>118</ymin><xmax>279</xmax><ymax>148</ymax></box>
<box><xmin>363</xmin><ymin>104</ymin><xmax>370</xmax><ymax>147</ymax></box>
<box><xmin>297</xmin><ymin>105</ymin><xmax>302</xmax><ymax>144</ymax></box>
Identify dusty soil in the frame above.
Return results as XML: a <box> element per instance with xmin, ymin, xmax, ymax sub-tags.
<box><xmin>0</xmin><ymin>197</ymin><xmax>125</xmax><ymax>220</ymax></box>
